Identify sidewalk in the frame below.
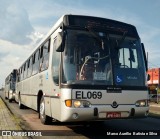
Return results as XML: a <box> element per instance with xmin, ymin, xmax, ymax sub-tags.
<box><xmin>149</xmin><ymin>102</ymin><xmax>160</xmax><ymax>117</ymax></box>
<box><xmin>0</xmin><ymin>97</ymin><xmax>27</xmax><ymax>139</ymax></box>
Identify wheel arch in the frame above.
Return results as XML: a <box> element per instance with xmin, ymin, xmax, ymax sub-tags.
<box><xmin>37</xmin><ymin>90</ymin><xmax>43</xmax><ymax>112</ymax></box>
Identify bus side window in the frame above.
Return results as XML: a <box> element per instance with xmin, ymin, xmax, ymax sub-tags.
<box><xmin>25</xmin><ymin>62</ymin><xmax>28</xmax><ymax>79</ymax></box>
<box><xmin>52</xmin><ymin>38</ymin><xmax>60</xmax><ymax>85</ymax></box>
<box><xmin>27</xmin><ymin>57</ymin><xmax>32</xmax><ymax>77</ymax></box>
<box><xmin>32</xmin><ymin>49</ymin><xmax>40</xmax><ymax>75</ymax></box>
<box><xmin>17</xmin><ymin>69</ymin><xmax>20</xmax><ymax>82</ymax></box>
<box><xmin>27</xmin><ymin>59</ymin><xmax>30</xmax><ymax>77</ymax></box>
<box><xmin>23</xmin><ymin>63</ymin><xmax>27</xmax><ymax>79</ymax></box>
<box><xmin>32</xmin><ymin>54</ymin><xmax>35</xmax><ymax>75</ymax></box>
<box><xmin>17</xmin><ymin>69</ymin><xmax>21</xmax><ymax>82</ymax></box>
<box><xmin>20</xmin><ymin>66</ymin><xmax>23</xmax><ymax>81</ymax></box>
<box><xmin>40</xmin><ymin>39</ymin><xmax>50</xmax><ymax>72</ymax></box>
<box><xmin>39</xmin><ymin>46</ymin><xmax>44</xmax><ymax>71</ymax></box>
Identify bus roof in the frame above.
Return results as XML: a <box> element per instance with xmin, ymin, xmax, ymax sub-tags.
<box><xmin>37</xmin><ymin>14</ymin><xmax>138</xmax><ymax>49</ymax></box>
<box><xmin>19</xmin><ymin>14</ymin><xmax>139</xmax><ymax>68</ymax></box>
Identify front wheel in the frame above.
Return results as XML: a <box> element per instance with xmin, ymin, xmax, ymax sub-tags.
<box><xmin>9</xmin><ymin>99</ymin><xmax>12</xmax><ymax>103</ymax></box>
<box><xmin>39</xmin><ymin>96</ymin><xmax>52</xmax><ymax>125</ymax></box>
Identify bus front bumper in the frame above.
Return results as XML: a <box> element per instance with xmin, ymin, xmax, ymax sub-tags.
<box><xmin>60</xmin><ymin>105</ymin><xmax>149</xmax><ymax>122</ymax></box>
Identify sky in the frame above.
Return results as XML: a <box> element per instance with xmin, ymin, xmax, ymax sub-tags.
<box><xmin>0</xmin><ymin>0</ymin><xmax>160</xmax><ymax>87</ymax></box>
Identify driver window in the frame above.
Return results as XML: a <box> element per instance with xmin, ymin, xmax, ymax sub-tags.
<box><xmin>53</xmin><ymin>38</ymin><xmax>60</xmax><ymax>85</ymax></box>
<box><xmin>119</xmin><ymin>48</ymin><xmax>138</xmax><ymax>68</ymax></box>
<box><xmin>119</xmin><ymin>48</ymin><xmax>130</xmax><ymax>68</ymax></box>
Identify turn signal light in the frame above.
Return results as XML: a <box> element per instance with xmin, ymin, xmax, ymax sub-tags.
<box><xmin>65</xmin><ymin>100</ymin><xmax>72</xmax><ymax>107</ymax></box>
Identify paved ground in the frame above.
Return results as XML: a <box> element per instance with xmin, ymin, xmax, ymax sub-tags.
<box><xmin>0</xmin><ymin>97</ymin><xmax>28</xmax><ymax>139</ymax></box>
<box><xmin>1</xmin><ymin>92</ymin><xmax>160</xmax><ymax>139</ymax></box>
<box><xmin>149</xmin><ymin>102</ymin><xmax>160</xmax><ymax>116</ymax></box>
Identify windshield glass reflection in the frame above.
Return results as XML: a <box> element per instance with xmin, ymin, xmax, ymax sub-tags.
<box><xmin>62</xmin><ymin>29</ymin><xmax>146</xmax><ymax>86</ymax></box>
<box><xmin>62</xmin><ymin>29</ymin><xmax>112</xmax><ymax>85</ymax></box>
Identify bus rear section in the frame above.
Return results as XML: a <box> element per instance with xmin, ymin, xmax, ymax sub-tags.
<box><xmin>5</xmin><ymin>69</ymin><xmax>17</xmax><ymax>102</ymax></box>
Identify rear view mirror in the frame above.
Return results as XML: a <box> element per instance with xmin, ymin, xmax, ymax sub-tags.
<box><xmin>141</xmin><ymin>43</ymin><xmax>148</xmax><ymax>71</ymax></box>
<box><xmin>56</xmin><ymin>32</ymin><xmax>63</xmax><ymax>52</ymax></box>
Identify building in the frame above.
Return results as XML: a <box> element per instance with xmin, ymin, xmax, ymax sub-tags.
<box><xmin>147</xmin><ymin>68</ymin><xmax>160</xmax><ymax>94</ymax></box>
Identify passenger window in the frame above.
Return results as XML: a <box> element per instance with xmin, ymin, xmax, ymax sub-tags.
<box><xmin>17</xmin><ymin>69</ymin><xmax>21</xmax><ymax>82</ymax></box>
<box><xmin>40</xmin><ymin>39</ymin><xmax>50</xmax><ymax>72</ymax></box>
<box><xmin>32</xmin><ymin>50</ymin><xmax>40</xmax><ymax>75</ymax></box>
<box><xmin>20</xmin><ymin>67</ymin><xmax>23</xmax><ymax>80</ymax></box>
<box><xmin>27</xmin><ymin>58</ymin><xmax>32</xmax><ymax>77</ymax></box>
<box><xmin>23</xmin><ymin>63</ymin><xmax>27</xmax><ymax>79</ymax></box>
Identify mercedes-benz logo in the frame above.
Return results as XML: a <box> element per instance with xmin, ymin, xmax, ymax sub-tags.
<box><xmin>111</xmin><ymin>101</ymin><xmax>118</xmax><ymax>108</ymax></box>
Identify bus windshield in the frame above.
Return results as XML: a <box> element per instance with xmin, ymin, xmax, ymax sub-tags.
<box><xmin>62</xmin><ymin>29</ymin><xmax>146</xmax><ymax>86</ymax></box>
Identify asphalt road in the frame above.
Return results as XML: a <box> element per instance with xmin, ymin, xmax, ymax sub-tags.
<box><xmin>1</xmin><ymin>90</ymin><xmax>160</xmax><ymax>139</ymax></box>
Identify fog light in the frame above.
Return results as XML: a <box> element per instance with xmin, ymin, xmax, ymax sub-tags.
<box><xmin>74</xmin><ymin>101</ymin><xmax>81</xmax><ymax>108</ymax></box>
<box><xmin>72</xmin><ymin>113</ymin><xmax>79</xmax><ymax>119</ymax></box>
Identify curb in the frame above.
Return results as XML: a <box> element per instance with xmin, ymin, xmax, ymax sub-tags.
<box><xmin>0</xmin><ymin>96</ymin><xmax>31</xmax><ymax>139</ymax></box>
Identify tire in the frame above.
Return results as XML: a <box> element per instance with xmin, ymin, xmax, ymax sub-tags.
<box><xmin>9</xmin><ymin>99</ymin><xmax>12</xmax><ymax>103</ymax></box>
<box><xmin>39</xmin><ymin>96</ymin><xmax>52</xmax><ymax>125</ymax></box>
<box><xmin>5</xmin><ymin>92</ymin><xmax>8</xmax><ymax>99</ymax></box>
<box><xmin>8</xmin><ymin>93</ymin><xmax>12</xmax><ymax>103</ymax></box>
<box><xmin>18</xmin><ymin>94</ymin><xmax>25</xmax><ymax>109</ymax></box>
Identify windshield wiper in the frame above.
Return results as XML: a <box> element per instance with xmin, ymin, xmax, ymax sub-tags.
<box><xmin>115</xmin><ymin>31</ymin><xmax>128</xmax><ymax>48</ymax></box>
<box><xmin>85</xmin><ymin>26</ymin><xmax>105</xmax><ymax>50</ymax></box>
<box><xmin>68</xmin><ymin>25</ymin><xmax>105</xmax><ymax>49</ymax></box>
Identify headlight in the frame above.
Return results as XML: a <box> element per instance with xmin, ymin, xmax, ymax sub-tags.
<box><xmin>74</xmin><ymin>101</ymin><xmax>81</xmax><ymax>108</ymax></box>
<box><xmin>65</xmin><ymin>100</ymin><xmax>91</xmax><ymax>108</ymax></box>
<box><xmin>73</xmin><ymin>100</ymin><xmax>91</xmax><ymax>108</ymax></box>
<box><xmin>135</xmin><ymin>100</ymin><xmax>148</xmax><ymax>107</ymax></box>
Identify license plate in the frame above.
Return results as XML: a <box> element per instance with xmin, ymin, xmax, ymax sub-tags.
<box><xmin>107</xmin><ymin>112</ymin><xmax>121</xmax><ymax>118</ymax></box>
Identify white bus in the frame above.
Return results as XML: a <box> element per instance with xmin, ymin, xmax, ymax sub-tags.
<box><xmin>5</xmin><ymin>69</ymin><xmax>17</xmax><ymax>102</ymax></box>
<box><xmin>16</xmin><ymin>15</ymin><xmax>149</xmax><ymax>124</ymax></box>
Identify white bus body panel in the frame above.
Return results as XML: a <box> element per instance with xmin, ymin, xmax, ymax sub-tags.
<box><xmin>16</xmin><ymin>22</ymin><xmax>63</xmax><ymax>116</ymax></box>
<box><xmin>58</xmin><ymin>89</ymin><xmax>148</xmax><ymax>122</ymax></box>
